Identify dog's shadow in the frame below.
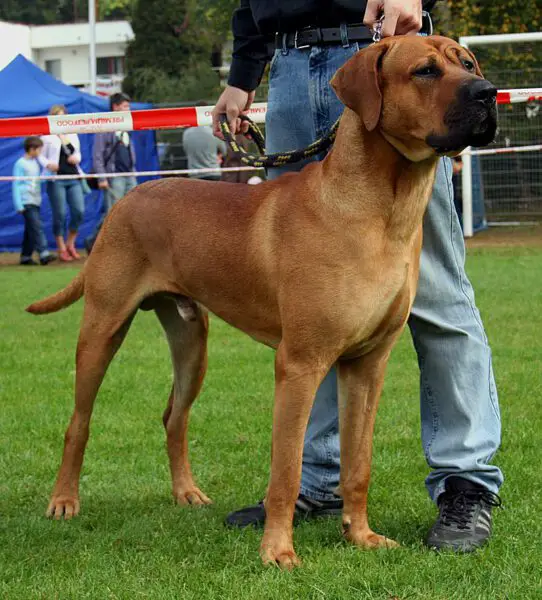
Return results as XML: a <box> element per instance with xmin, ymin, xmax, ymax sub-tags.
<box><xmin>2</xmin><ymin>487</ymin><xmax>435</xmax><ymax>573</ymax></box>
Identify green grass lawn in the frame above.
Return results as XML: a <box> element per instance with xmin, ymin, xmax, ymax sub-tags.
<box><xmin>1</xmin><ymin>247</ymin><xmax>541</xmax><ymax>599</ymax></box>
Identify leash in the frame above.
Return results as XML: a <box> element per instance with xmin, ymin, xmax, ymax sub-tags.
<box><xmin>217</xmin><ymin>15</ymin><xmax>389</xmax><ymax>169</ymax></box>
<box><xmin>218</xmin><ymin>114</ymin><xmax>340</xmax><ymax>169</ymax></box>
<box><xmin>372</xmin><ymin>14</ymin><xmax>385</xmax><ymax>43</ymax></box>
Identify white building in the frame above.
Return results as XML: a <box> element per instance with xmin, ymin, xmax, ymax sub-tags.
<box><xmin>0</xmin><ymin>20</ymin><xmax>134</xmax><ymax>95</ymax></box>
<box><xmin>0</xmin><ymin>22</ymin><xmax>33</xmax><ymax>67</ymax></box>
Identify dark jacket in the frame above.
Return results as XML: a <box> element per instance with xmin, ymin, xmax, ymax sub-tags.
<box><xmin>92</xmin><ymin>131</ymin><xmax>137</xmax><ymax>184</ymax></box>
<box><xmin>228</xmin><ymin>0</ymin><xmax>440</xmax><ymax>91</ymax></box>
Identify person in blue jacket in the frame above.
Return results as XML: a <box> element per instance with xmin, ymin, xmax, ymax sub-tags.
<box><xmin>12</xmin><ymin>137</ymin><xmax>56</xmax><ymax>266</ymax></box>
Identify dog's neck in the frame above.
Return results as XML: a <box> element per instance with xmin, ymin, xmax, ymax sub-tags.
<box><xmin>323</xmin><ymin>108</ymin><xmax>439</xmax><ymax>243</ymax></box>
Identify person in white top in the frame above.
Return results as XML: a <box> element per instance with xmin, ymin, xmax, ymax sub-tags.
<box><xmin>40</xmin><ymin>105</ymin><xmax>86</xmax><ymax>262</ymax></box>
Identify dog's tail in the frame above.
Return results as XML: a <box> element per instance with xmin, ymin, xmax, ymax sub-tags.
<box><xmin>26</xmin><ymin>271</ymin><xmax>85</xmax><ymax>315</ymax></box>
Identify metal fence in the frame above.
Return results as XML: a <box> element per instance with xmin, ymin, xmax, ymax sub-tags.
<box><xmin>481</xmin><ymin>98</ymin><xmax>542</xmax><ymax>218</ymax></box>
<box><xmin>459</xmin><ymin>33</ymin><xmax>542</xmax><ymax>233</ymax></box>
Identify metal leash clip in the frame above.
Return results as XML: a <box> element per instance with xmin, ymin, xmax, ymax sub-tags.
<box><xmin>372</xmin><ymin>14</ymin><xmax>385</xmax><ymax>43</ymax></box>
<box><xmin>420</xmin><ymin>10</ymin><xmax>433</xmax><ymax>36</ymax></box>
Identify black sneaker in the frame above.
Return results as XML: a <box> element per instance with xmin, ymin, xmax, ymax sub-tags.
<box><xmin>426</xmin><ymin>476</ymin><xmax>502</xmax><ymax>552</ymax></box>
<box><xmin>225</xmin><ymin>494</ymin><xmax>343</xmax><ymax>528</ymax></box>
<box><xmin>40</xmin><ymin>254</ymin><xmax>57</xmax><ymax>265</ymax></box>
<box><xmin>20</xmin><ymin>258</ymin><xmax>38</xmax><ymax>266</ymax></box>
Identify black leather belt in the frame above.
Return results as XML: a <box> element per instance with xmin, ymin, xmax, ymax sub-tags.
<box><xmin>275</xmin><ymin>24</ymin><xmax>373</xmax><ymax>50</ymax></box>
<box><xmin>275</xmin><ymin>13</ymin><xmax>433</xmax><ymax>51</ymax></box>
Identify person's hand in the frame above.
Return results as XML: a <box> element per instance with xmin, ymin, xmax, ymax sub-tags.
<box><xmin>67</xmin><ymin>155</ymin><xmax>78</xmax><ymax>165</ymax></box>
<box><xmin>212</xmin><ymin>86</ymin><xmax>256</xmax><ymax>138</ymax></box>
<box><xmin>48</xmin><ymin>162</ymin><xmax>59</xmax><ymax>172</ymax></box>
<box><xmin>98</xmin><ymin>180</ymin><xmax>109</xmax><ymax>190</ymax></box>
<box><xmin>364</xmin><ymin>0</ymin><xmax>422</xmax><ymax>38</ymax></box>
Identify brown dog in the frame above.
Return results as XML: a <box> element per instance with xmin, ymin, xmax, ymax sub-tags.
<box><xmin>27</xmin><ymin>36</ymin><xmax>496</xmax><ymax>568</ymax></box>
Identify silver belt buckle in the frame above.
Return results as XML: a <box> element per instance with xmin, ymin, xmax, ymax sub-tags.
<box><xmin>294</xmin><ymin>30</ymin><xmax>311</xmax><ymax>50</ymax></box>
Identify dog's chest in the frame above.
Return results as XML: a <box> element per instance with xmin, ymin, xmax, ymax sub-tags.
<box><xmin>338</xmin><ymin>260</ymin><xmax>413</xmax><ymax>358</ymax></box>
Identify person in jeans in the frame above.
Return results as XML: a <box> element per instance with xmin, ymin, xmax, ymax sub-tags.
<box><xmin>85</xmin><ymin>92</ymin><xmax>137</xmax><ymax>253</ymax></box>
<box><xmin>41</xmin><ymin>105</ymin><xmax>85</xmax><ymax>262</ymax></box>
<box><xmin>212</xmin><ymin>0</ymin><xmax>503</xmax><ymax>552</ymax></box>
<box><xmin>12</xmin><ymin>137</ymin><xmax>56</xmax><ymax>266</ymax></box>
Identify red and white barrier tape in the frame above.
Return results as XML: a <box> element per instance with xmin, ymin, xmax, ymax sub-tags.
<box><xmin>496</xmin><ymin>88</ymin><xmax>542</xmax><ymax>105</ymax></box>
<box><xmin>0</xmin><ymin>103</ymin><xmax>268</xmax><ymax>138</ymax></box>
<box><xmin>463</xmin><ymin>143</ymin><xmax>542</xmax><ymax>157</ymax></box>
<box><xmin>0</xmin><ymin>89</ymin><xmax>540</xmax><ymax>138</ymax></box>
<box><xmin>0</xmin><ymin>166</ymin><xmax>260</xmax><ymax>182</ymax></box>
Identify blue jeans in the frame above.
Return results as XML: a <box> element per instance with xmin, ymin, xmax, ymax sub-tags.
<box><xmin>21</xmin><ymin>204</ymin><xmax>49</xmax><ymax>260</ymax></box>
<box><xmin>47</xmin><ymin>180</ymin><xmax>85</xmax><ymax>237</ymax></box>
<box><xmin>86</xmin><ymin>175</ymin><xmax>137</xmax><ymax>247</ymax></box>
<box><xmin>266</xmin><ymin>43</ymin><xmax>503</xmax><ymax>503</ymax></box>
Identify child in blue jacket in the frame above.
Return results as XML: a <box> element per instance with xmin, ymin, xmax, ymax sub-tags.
<box><xmin>13</xmin><ymin>137</ymin><xmax>55</xmax><ymax>265</ymax></box>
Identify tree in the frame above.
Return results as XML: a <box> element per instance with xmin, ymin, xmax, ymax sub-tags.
<box><xmin>123</xmin><ymin>0</ymin><xmax>222</xmax><ymax>102</ymax></box>
<box><xmin>432</xmin><ymin>1</ymin><xmax>542</xmax><ymax>87</ymax></box>
<box><xmin>99</xmin><ymin>0</ymin><xmax>135</xmax><ymax>21</ymax></box>
<box><xmin>0</xmin><ymin>0</ymin><xmax>134</xmax><ymax>23</ymax></box>
<box><xmin>0</xmin><ymin>0</ymin><xmax>62</xmax><ymax>24</ymax></box>
<box><xmin>194</xmin><ymin>0</ymin><xmax>238</xmax><ymax>48</ymax></box>
<box><xmin>433</xmin><ymin>0</ymin><xmax>540</xmax><ymax>38</ymax></box>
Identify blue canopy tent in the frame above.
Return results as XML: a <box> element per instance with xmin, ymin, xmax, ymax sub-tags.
<box><xmin>0</xmin><ymin>55</ymin><xmax>159</xmax><ymax>251</ymax></box>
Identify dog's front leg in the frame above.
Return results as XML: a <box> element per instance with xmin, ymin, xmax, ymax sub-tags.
<box><xmin>260</xmin><ymin>345</ymin><xmax>330</xmax><ymax>569</ymax></box>
<box><xmin>337</xmin><ymin>347</ymin><xmax>400</xmax><ymax>549</ymax></box>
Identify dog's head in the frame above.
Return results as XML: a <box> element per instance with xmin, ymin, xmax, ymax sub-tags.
<box><xmin>331</xmin><ymin>35</ymin><xmax>497</xmax><ymax>161</ymax></box>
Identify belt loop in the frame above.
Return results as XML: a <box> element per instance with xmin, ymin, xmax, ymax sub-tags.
<box><xmin>340</xmin><ymin>22</ymin><xmax>349</xmax><ymax>48</ymax></box>
<box><xmin>281</xmin><ymin>32</ymin><xmax>289</xmax><ymax>55</ymax></box>
<box><xmin>316</xmin><ymin>27</ymin><xmax>323</xmax><ymax>44</ymax></box>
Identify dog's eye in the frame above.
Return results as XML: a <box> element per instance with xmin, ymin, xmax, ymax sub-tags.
<box><xmin>413</xmin><ymin>65</ymin><xmax>441</xmax><ymax>78</ymax></box>
<box><xmin>462</xmin><ymin>59</ymin><xmax>475</xmax><ymax>72</ymax></box>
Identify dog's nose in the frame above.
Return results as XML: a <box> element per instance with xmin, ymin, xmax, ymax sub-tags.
<box><xmin>467</xmin><ymin>80</ymin><xmax>497</xmax><ymax>104</ymax></box>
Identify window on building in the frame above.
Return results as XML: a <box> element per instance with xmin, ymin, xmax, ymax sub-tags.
<box><xmin>96</xmin><ymin>56</ymin><xmax>125</xmax><ymax>77</ymax></box>
<box><xmin>45</xmin><ymin>59</ymin><xmax>61</xmax><ymax>79</ymax></box>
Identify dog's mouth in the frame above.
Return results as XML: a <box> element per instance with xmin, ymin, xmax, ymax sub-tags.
<box><xmin>426</xmin><ymin>106</ymin><xmax>497</xmax><ymax>154</ymax></box>
<box><xmin>426</xmin><ymin>81</ymin><xmax>498</xmax><ymax>155</ymax></box>
<box><xmin>472</xmin><ymin>115</ymin><xmax>493</xmax><ymax>136</ymax></box>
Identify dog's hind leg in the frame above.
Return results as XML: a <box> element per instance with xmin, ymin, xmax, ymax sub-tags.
<box><xmin>47</xmin><ymin>302</ymin><xmax>136</xmax><ymax>520</ymax></box>
<box><xmin>155</xmin><ymin>297</ymin><xmax>211</xmax><ymax>506</ymax></box>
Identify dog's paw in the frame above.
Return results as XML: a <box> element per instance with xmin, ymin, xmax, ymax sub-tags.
<box><xmin>260</xmin><ymin>529</ymin><xmax>301</xmax><ymax>571</ymax></box>
<box><xmin>173</xmin><ymin>486</ymin><xmax>212</xmax><ymax>506</ymax></box>
<box><xmin>343</xmin><ymin>524</ymin><xmax>399</xmax><ymax>549</ymax></box>
<box><xmin>260</xmin><ymin>545</ymin><xmax>301</xmax><ymax>570</ymax></box>
<box><xmin>46</xmin><ymin>495</ymin><xmax>80</xmax><ymax>520</ymax></box>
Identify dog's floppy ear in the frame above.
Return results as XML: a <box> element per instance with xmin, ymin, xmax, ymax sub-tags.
<box><xmin>330</xmin><ymin>42</ymin><xmax>389</xmax><ymax>131</ymax></box>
